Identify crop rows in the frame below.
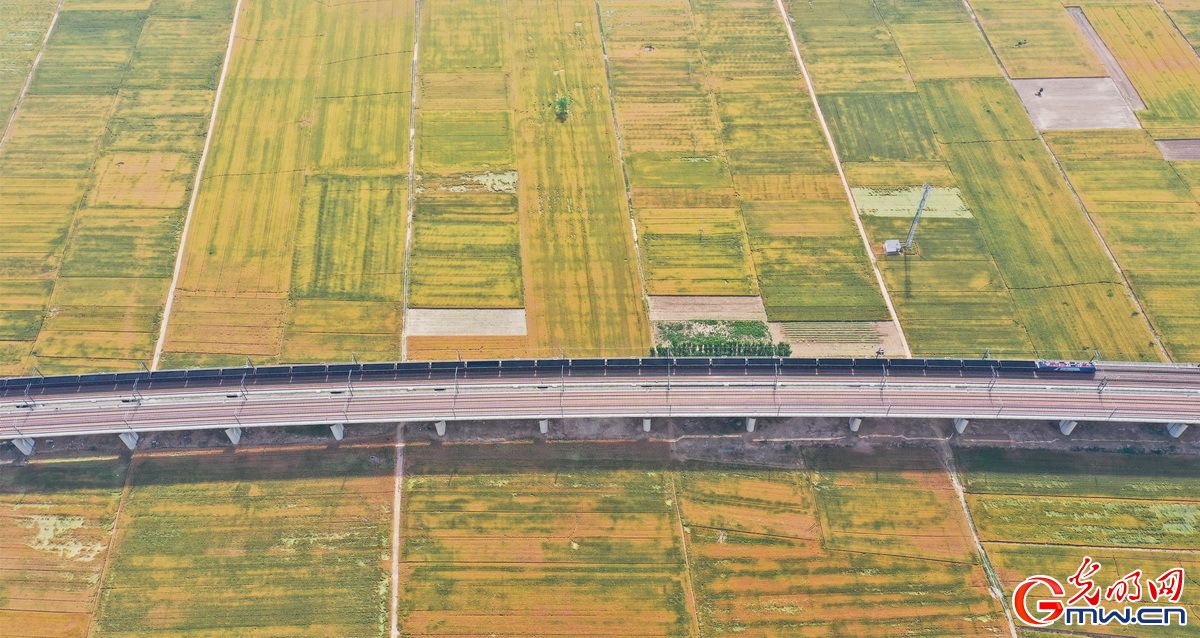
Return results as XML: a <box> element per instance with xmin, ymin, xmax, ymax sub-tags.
<box><xmin>678</xmin><ymin>448</ymin><xmax>1005</xmax><ymax>636</ymax></box>
<box><xmin>957</xmin><ymin>448</ymin><xmax>1200</xmax><ymax>637</ymax></box>
<box><xmin>0</xmin><ymin>457</ymin><xmax>127</xmax><ymax>637</ymax></box>
<box><xmin>0</xmin><ymin>0</ymin><xmax>238</xmax><ymax>374</ymax></box>
<box><xmin>786</xmin><ymin>0</ymin><xmax>1160</xmax><ymax>359</ymax></box>
<box><xmin>603</xmin><ymin>0</ymin><xmax>889</xmax><ymax>322</ymax></box>
<box><xmin>93</xmin><ymin>447</ymin><xmax>394</xmax><ymax>636</ymax></box>
<box><xmin>158</xmin><ymin>0</ymin><xmax>414</xmax><ymax>368</ymax></box>
<box><xmin>0</xmin><ymin>0</ymin><xmax>56</xmax><ymax>120</ymax></box>
<box><xmin>406</xmin><ymin>0</ymin><xmax>524</xmax><ymax>360</ymax></box>
<box><xmin>399</xmin><ymin>442</ymin><xmax>690</xmax><ymax>636</ymax></box>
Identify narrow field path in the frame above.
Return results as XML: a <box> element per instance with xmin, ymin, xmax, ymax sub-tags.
<box><xmin>84</xmin><ymin>454</ymin><xmax>137</xmax><ymax>638</ymax></box>
<box><xmin>390</xmin><ymin>424</ymin><xmax>405</xmax><ymax>638</ymax></box>
<box><xmin>667</xmin><ymin>475</ymin><xmax>703</xmax><ymax>637</ymax></box>
<box><xmin>151</xmin><ymin>0</ymin><xmax>248</xmax><ymax>370</ymax></box>
<box><xmin>769</xmin><ymin>0</ymin><xmax>912</xmax><ymax>357</ymax></box>
<box><xmin>398</xmin><ymin>0</ymin><xmax>424</xmax><ymax>362</ymax></box>
<box><xmin>0</xmin><ymin>0</ymin><xmax>65</xmax><ymax>153</ymax></box>
<box><xmin>937</xmin><ymin>441</ymin><xmax>1017</xmax><ymax>638</ymax></box>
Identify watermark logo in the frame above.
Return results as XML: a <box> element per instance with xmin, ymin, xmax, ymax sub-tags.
<box><xmin>1013</xmin><ymin>557</ymin><xmax>1186</xmax><ymax>627</ymax></box>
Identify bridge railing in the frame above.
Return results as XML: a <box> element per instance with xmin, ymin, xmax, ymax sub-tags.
<box><xmin>0</xmin><ymin>356</ymin><xmax>1064</xmax><ymax>395</ymax></box>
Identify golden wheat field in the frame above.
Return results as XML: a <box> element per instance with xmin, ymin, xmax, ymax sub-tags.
<box><xmin>2</xmin><ymin>0</ymin><xmax>1200</xmax><ymax>369</ymax></box>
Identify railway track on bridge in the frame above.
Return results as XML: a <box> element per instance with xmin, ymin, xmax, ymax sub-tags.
<box><xmin>3</xmin><ymin>357</ymin><xmax>1198</xmax><ymax>453</ymax></box>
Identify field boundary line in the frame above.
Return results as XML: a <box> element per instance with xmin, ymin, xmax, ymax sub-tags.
<box><xmin>390</xmin><ymin>424</ymin><xmax>405</xmax><ymax>638</ymax></box>
<box><xmin>0</xmin><ymin>0</ymin><xmax>65</xmax><ymax>153</ymax></box>
<box><xmin>84</xmin><ymin>454</ymin><xmax>137</xmax><ymax>638</ymax></box>
<box><xmin>937</xmin><ymin>441</ymin><xmax>1018</xmax><ymax>638</ymax></box>
<box><xmin>957</xmin><ymin>0</ymin><xmax>1170</xmax><ymax>363</ymax></box>
<box><xmin>770</xmin><ymin>0</ymin><xmax>911</xmax><ymax>357</ymax></box>
<box><xmin>150</xmin><ymin>0</ymin><xmax>248</xmax><ymax>370</ymax></box>
<box><xmin>398</xmin><ymin>0</ymin><xmax>424</xmax><ymax>362</ymax></box>
<box><xmin>668</xmin><ymin>475</ymin><xmax>703</xmax><ymax>636</ymax></box>
<box><xmin>592</xmin><ymin>0</ymin><xmax>653</xmax><ymax>332</ymax></box>
<box><xmin>983</xmin><ymin>539</ymin><xmax>1200</xmax><ymax>554</ymax></box>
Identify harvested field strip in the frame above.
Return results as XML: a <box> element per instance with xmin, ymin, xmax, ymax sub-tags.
<box><xmin>0</xmin><ymin>0</ymin><xmax>238</xmax><ymax>375</ymax></box>
<box><xmin>678</xmin><ymin>452</ymin><xmax>1006</xmax><ymax>636</ymax></box>
<box><xmin>400</xmin><ymin>442</ymin><xmax>691</xmax><ymax>636</ymax></box>
<box><xmin>778</xmin><ymin>321</ymin><xmax>879</xmax><ymax>343</ymax></box>
<box><xmin>508</xmin><ymin>0</ymin><xmax>648</xmax><ymax>355</ymax></box>
<box><xmin>0</xmin><ymin>456</ymin><xmax>127</xmax><ymax>638</ymax></box>
<box><xmin>161</xmin><ymin>0</ymin><xmax>414</xmax><ymax>366</ymax></box>
<box><xmin>91</xmin><ymin>447</ymin><xmax>394</xmax><ymax>636</ymax></box>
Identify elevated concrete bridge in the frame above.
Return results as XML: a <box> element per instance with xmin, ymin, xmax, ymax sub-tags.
<box><xmin>3</xmin><ymin>357</ymin><xmax>1198</xmax><ymax>454</ymax></box>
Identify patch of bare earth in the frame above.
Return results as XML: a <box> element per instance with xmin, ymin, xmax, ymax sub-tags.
<box><xmin>647</xmin><ymin>295</ymin><xmax>767</xmax><ymax>321</ymax></box>
<box><xmin>771</xmin><ymin>320</ymin><xmax>904</xmax><ymax>357</ymax></box>
<box><xmin>405</xmin><ymin>308</ymin><xmax>527</xmax><ymax>336</ymax></box>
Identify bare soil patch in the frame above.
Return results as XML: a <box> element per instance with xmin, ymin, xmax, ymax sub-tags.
<box><xmin>1067</xmin><ymin>6</ymin><xmax>1147</xmax><ymax>110</ymax></box>
<box><xmin>1156</xmin><ymin>138</ymin><xmax>1200</xmax><ymax>159</ymax></box>
<box><xmin>405</xmin><ymin>308</ymin><xmax>526</xmax><ymax>336</ymax></box>
<box><xmin>647</xmin><ymin>295</ymin><xmax>767</xmax><ymax>321</ymax></box>
<box><xmin>770</xmin><ymin>320</ymin><xmax>904</xmax><ymax>357</ymax></box>
<box><xmin>1012</xmin><ymin>77</ymin><xmax>1140</xmax><ymax>129</ymax></box>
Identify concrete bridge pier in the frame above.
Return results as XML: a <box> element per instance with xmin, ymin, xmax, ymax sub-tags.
<box><xmin>225</xmin><ymin>427</ymin><xmax>242</xmax><ymax>445</ymax></box>
<box><xmin>330</xmin><ymin>423</ymin><xmax>344</xmax><ymax>441</ymax></box>
<box><xmin>539</xmin><ymin>419</ymin><xmax>549</xmax><ymax>434</ymax></box>
<box><xmin>745</xmin><ymin>417</ymin><xmax>757</xmax><ymax>433</ymax></box>
<box><xmin>119</xmin><ymin>432</ymin><xmax>139</xmax><ymax>450</ymax></box>
<box><xmin>642</xmin><ymin>418</ymin><xmax>651</xmax><ymax>432</ymax></box>
<box><xmin>1168</xmin><ymin>423</ymin><xmax>1189</xmax><ymax>438</ymax></box>
<box><xmin>849</xmin><ymin>417</ymin><xmax>862</xmax><ymax>433</ymax></box>
<box><xmin>434</xmin><ymin>420</ymin><xmax>446</xmax><ymax>437</ymax></box>
<box><xmin>1059</xmin><ymin>420</ymin><xmax>1078</xmax><ymax>436</ymax></box>
<box><xmin>12</xmin><ymin>437</ymin><xmax>34</xmax><ymax>455</ymax></box>
<box><xmin>954</xmin><ymin>418</ymin><xmax>969</xmax><ymax>434</ymax></box>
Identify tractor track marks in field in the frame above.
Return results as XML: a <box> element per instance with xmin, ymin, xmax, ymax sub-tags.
<box><xmin>325</xmin><ymin>50</ymin><xmax>412</xmax><ymax>66</ymax></box>
<box><xmin>317</xmin><ymin>90</ymin><xmax>413</xmax><ymax>99</ymax></box>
